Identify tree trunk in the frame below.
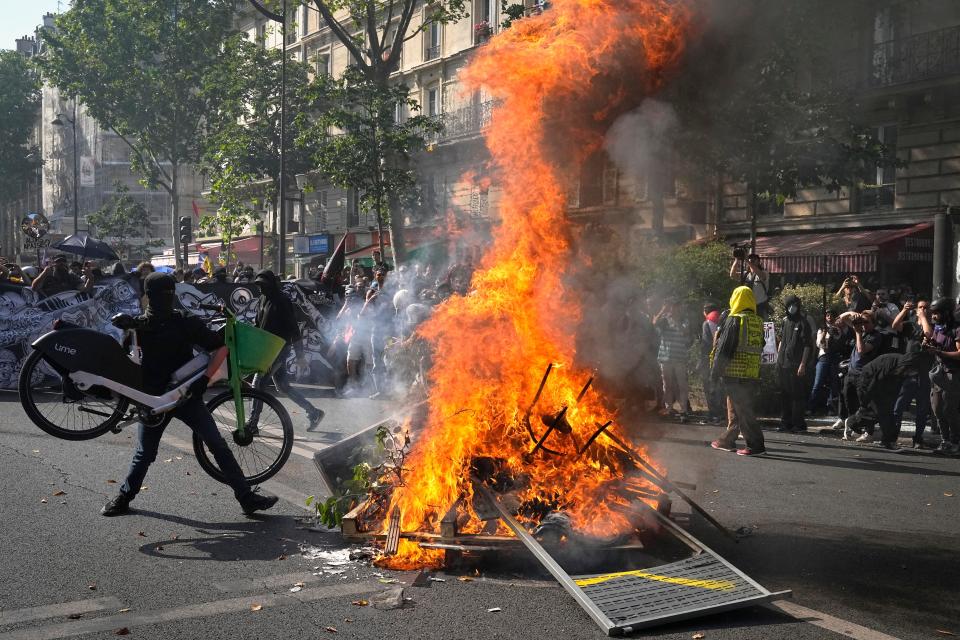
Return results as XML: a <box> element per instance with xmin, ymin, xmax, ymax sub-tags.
<box><xmin>388</xmin><ymin>191</ymin><xmax>404</xmax><ymax>266</ymax></box>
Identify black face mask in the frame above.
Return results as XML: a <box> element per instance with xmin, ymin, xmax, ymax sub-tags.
<box><xmin>145</xmin><ymin>291</ymin><xmax>175</xmax><ymax>320</ymax></box>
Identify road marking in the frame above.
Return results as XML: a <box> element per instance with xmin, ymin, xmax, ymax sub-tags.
<box><xmin>771</xmin><ymin>600</ymin><xmax>904</xmax><ymax>640</ymax></box>
<box><xmin>212</xmin><ymin>570</ymin><xmax>331</xmax><ymax>593</ymax></box>
<box><xmin>0</xmin><ymin>597</ymin><xmax>123</xmax><ymax>626</ymax></box>
<box><xmin>575</xmin><ymin>569</ymin><xmax>735</xmax><ymax>590</ymax></box>
<box><xmin>0</xmin><ymin>582</ymin><xmax>374</xmax><ymax>640</ymax></box>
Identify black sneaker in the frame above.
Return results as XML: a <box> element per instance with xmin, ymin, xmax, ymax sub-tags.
<box><xmin>240</xmin><ymin>491</ymin><xmax>279</xmax><ymax>515</ymax></box>
<box><xmin>877</xmin><ymin>441</ymin><xmax>901</xmax><ymax>452</ymax></box>
<box><xmin>101</xmin><ymin>493</ymin><xmax>132</xmax><ymax>517</ymax></box>
<box><xmin>308</xmin><ymin>409</ymin><xmax>325</xmax><ymax>429</ymax></box>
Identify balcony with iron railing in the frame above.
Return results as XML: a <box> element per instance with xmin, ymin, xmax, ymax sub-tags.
<box><xmin>426</xmin><ymin>100</ymin><xmax>496</xmax><ymax>144</ymax></box>
<box><xmin>424</xmin><ymin>45</ymin><xmax>441</xmax><ymax>61</ymax></box>
<box><xmin>870</xmin><ymin>24</ymin><xmax>960</xmax><ymax>87</ymax></box>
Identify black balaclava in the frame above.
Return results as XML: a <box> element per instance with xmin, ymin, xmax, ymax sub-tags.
<box><xmin>143</xmin><ymin>272</ymin><xmax>177</xmax><ymax>321</ymax></box>
<box><xmin>255</xmin><ymin>269</ymin><xmax>281</xmax><ymax>300</ymax></box>
<box><xmin>785</xmin><ymin>295</ymin><xmax>802</xmax><ymax>320</ymax></box>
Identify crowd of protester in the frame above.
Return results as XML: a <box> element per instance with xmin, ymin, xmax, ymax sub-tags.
<box><xmin>6</xmin><ymin>248</ymin><xmax>959</xmax><ymax>456</ymax></box>
<box><xmin>643</xmin><ymin>253</ymin><xmax>957</xmax><ymax>455</ymax></box>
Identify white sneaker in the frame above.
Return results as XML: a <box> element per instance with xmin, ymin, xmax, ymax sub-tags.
<box><xmin>841</xmin><ymin>429</ymin><xmax>854</xmax><ymax>441</ymax></box>
<box><xmin>831</xmin><ymin>418</ymin><xmax>843</xmax><ymax>429</ymax></box>
<box><xmin>856</xmin><ymin>432</ymin><xmax>874</xmax><ymax>443</ymax></box>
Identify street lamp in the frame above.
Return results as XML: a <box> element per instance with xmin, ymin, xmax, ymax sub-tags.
<box><xmin>51</xmin><ymin>100</ymin><xmax>80</xmax><ymax>236</ymax></box>
<box><xmin>247</xmin><ymin>0</ymin><xmax>288</xmax><ymax>276</ymax></box>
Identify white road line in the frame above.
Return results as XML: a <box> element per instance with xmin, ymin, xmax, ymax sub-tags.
<box><xmin>771</xmin><ymin>600</ymin><xmax>904</xmax><ymax>640</ymax></box>
<box><xmin>212</xmin><ymin>570</ymin><xmax>329</xmax><ymax>594</ymax></box>
<box><xmin>0</xmin><ymin>582</ymin><xmax>374</xmax><ymax>640</ymax></box>
<box><xmin>0</xmin><ymin>597</ymin><xmax>124</xmax><ymax>626</ymax></box>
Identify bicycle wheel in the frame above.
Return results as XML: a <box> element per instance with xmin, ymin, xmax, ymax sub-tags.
<box><xmin>194</xmin><ymin>388</ymin><xmax>294</xmax><ymax>485</ymax></box>
<box><xmin>18</xmin><ymin>349</ymin><xmax>129</xmax><ymax>441</ymax></box>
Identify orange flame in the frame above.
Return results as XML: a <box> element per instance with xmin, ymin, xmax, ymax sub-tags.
<box><xmin>383</xmin><ymin>0</ymin><xmax>692</xmax><ymax>568</ymax></box>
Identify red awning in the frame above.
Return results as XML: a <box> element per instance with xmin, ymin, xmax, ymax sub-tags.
<box><xmin>755</xmin><ymin>223</ymin><xmax>933</xmax><ymax>274</ymax></box>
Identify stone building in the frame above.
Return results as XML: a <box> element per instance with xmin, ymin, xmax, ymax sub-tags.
<box><xmin>714</xmin><ymin>0</ymin><xmax>960</xmax><ymax>297</ymax></box>
<box><xmin>236</xmin><ymin>0</ymin><xmax>527</xmax><ymax>274</ymax></box>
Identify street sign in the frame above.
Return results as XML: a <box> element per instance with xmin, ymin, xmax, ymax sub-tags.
<box><xmin>21</xmin><ymin>213</ymin><xmax>50</xmax><ymax>239</ymax></box>
<box><xmin>24</xmin><ymin>238</ymin><xmax>51</xmax><ymax>249</ymax></box>
<box><xmin>293</xmin><ymin>234</ymin><xmax>331</xmax><ymax>255</ymax></box>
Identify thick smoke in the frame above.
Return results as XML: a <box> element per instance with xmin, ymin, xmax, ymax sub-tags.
<box><xmin>603</xmin><ymin>99</ymin><xmax>679</xmax><ymax>201</ymax></box>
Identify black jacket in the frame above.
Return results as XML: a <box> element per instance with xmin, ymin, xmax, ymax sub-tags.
<box><xmin>256</xmin><ymin>292</ymin><xmax>301</xmax><ymax>351</ymax></box>
<box><xmin>856</xmin><ymin>351</ymin><xmax>928</xmax><ymax>403</ymax></box>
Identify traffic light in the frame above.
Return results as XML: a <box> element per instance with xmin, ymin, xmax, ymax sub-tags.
<box><xmin>178</xmin><ymin>216</ymin><xmax>192</xmax><ymax>245</ymax></box>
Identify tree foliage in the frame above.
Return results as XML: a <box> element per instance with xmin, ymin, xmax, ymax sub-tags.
<box><xmin>299</xmin><ymin>0</ymin><xmax>468</xmax><ymax>82</ymax></box>
<box><xmin>293</xmin><ymin>0</ymin><xmax>467</xmax><ymax>260</ymax></box>
<box><xmin>636</xmin><ymin>240</ymin><xmax>734</xmax><ymax>313</ymax></box>
<box><xmin>671</xmin><ymin>0</ymin><xmax>899</xmax><ymax>203</ymax></box>
<box><xmin>86</xmin><ymin>182</ymin><xmax>164</xmax><ymax>260</ymax></box>
<box><xmin>297</xmin><ymin>66</ymin><xmax>442</xmax><ymax>239</ymax></box>
<box><xmin>0</xmin><ymin>51</ymin><xmax>41</xmax><ymax>205</ymax></box>
<box><xmin>38</xmin><ymin>0</ymin><xmax>238</xmax><ymax>260</ymax></box>
<box><xmin>198</xmin><ymin>33</ymin><xmax>317</xmax><ymax>258</ymax></box>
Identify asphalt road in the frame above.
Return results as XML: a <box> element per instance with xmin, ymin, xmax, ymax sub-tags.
<box><xmin>1</xmin><ymin>386</ymin><xmax>958</xmax><ymax>640</ymax></box>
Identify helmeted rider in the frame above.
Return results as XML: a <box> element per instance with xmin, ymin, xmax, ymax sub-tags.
<box><xmin>920</xmin><ymin>297</ymin><xmax>960</xmax><ymax>455</ymax></box>
<box><xmin>101</xmin><ymin>272</ymin><xmax>278</xmax><ymax>516</ymax></box>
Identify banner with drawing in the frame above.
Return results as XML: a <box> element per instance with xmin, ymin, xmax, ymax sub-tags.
<box><xmin>0</xmin><ymin>279</ymin><xmax>341</xmax><ymax>389</ymax></box>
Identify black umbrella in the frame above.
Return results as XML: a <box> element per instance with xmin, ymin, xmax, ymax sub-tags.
<box><xmin>52</xmin><ymin>234</ymin><xmax>120</xmax><ymax>261</ymax></box>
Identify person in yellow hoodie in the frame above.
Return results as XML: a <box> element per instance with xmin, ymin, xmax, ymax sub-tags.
<box><xmin>710</xmin><ymin>285</ymin><xmax>767</xmax><ymax>456</ymax></box>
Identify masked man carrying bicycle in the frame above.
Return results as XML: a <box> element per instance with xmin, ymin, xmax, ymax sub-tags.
<box><xmin>101</xmin><ymin>273</ymin><xmax>278</xmax><ymax>517</ymax></box>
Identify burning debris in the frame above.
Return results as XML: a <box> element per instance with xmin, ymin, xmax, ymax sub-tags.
<box><xmin>328</xmin><ymin>0</ymin><xmax>699</xmax><ymax>569</ymax></box>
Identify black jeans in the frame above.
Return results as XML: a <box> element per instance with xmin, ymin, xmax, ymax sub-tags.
<box><xmin>839</xmin><ymin>371</ymin><xmax>860</xmax><ymax>420</ymax></box>
<box><xmin>778</xmin><ymin>366</ymin><xmax>808</xmax><ymax>429</ymax></box>
<box><xmin>894</xmin><ymin>374</ymin><xmax>931</xmax><ymax>443</ymax></box>
<box><xmin>120</xmin><ymin>395</ymin><xmax>251</xmax><ymax>501</ymax></box>
<box><xmin>250</xmin><ymin>343</ymin><xmax>319</xmax><ymax>423</ymax></box>
<box><xmin>931</xmin><ymin>371</ymin><xmax>960</xmax><ymax>445</ymax></box>
<box><xmin>849</xmin><ymin>394</ymin><xmax>898</xmax><ymax>445</ymax></box>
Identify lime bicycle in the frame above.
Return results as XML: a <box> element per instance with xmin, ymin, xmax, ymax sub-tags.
<box><xmin>18</xmin><ymin>303</ymin><xmax>294</xmax><ymax>485</ymax></box>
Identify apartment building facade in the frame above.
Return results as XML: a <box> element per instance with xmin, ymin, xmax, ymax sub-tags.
<box><xmin>714</xmin><ymin>0</ymin><xmax>960</xmax><ymax>297</ymax></box>
<box><xmin>235</xmin><ymin>0</ymin><xmax>522</xmax><ymax>273</ymax></box>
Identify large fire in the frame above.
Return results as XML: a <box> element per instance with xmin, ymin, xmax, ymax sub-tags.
<box><xmin>383</xmin><ymin>0</ymin><xmax>692</xmax><ymax>568</ymax></box>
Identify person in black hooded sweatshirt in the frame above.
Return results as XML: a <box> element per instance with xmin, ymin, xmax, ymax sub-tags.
<box><xmin>101</xmin><ymin>272</ymin><xmax>278</xmax><ymax>517</ymax></box>
<box><xmin>249</xmin><ymin>270</ymin><xmax>325</xmax><ymax>428</ymax></box>
<box><xmin>845</xmin><ymin>349</ymin><xmax>927</xmax><ymax>451</ymax></box>
<box><xmin>777</xmin><ymin>295</ymin><xmax>814</xmax><ymax>432</ymax></box>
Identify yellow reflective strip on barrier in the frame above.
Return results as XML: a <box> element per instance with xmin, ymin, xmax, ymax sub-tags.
<box><xmin>575</xmin><ymin>569</ymin><xmax>736</xmax><ymax>591</ymax></box>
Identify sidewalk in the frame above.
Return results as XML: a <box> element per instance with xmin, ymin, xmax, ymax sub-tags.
<box><xmin>757</xmin><ymin>415</ymin><xmax>919</xmax><ymax>436</ymax></box>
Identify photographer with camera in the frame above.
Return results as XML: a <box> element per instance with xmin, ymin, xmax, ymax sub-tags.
<box><xmin>918</xmin><ymin>298</ymin><xmax>960</xmax><ymax>455</ymax></box>
<box><xmin>837</xmin><ymin>309</ymin><xmax>882</xmax><ymax>441</ymax></box>
<box><xmin>809</xmin><ymin>309</ymin><xmax>846</xmax><ymax>416</ymax></box>
<box><xmin>836</xmin><ymin>275</ymin><xmax>871</xmax><ymax>313</ymax></box>
<box><xmin>729</xmin><ymin>249</ymin><xmax>770</xmax><ymax>318</ymax></box>
<box><xmin>891</xmin><ymin>298</ymin><xmax>934</xmax><ymax>448</ymax></box>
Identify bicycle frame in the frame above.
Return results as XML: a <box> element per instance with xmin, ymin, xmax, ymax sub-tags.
<box><xmin>220</xmin><ymin>306</ymin><xmax>250</xmax><ymax>440</ymax></box>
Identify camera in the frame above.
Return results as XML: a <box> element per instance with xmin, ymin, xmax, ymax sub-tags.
<box><xmin>732</xmin><ymin>245</ymin><xmax>747</xmax><ymax>260</ymax></box>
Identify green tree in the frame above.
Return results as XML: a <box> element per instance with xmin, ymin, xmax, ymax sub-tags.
<box><xmin>38</xmin><ymin>0</ymin><xmax>237</xmax><ymax>265</ymax></box>
<box><xmin>670</xmin><ymin>0</ymin><xmax>900</xmax><ymax>242</ymax></box>
<box><xmin>199</xmin><ymin>32</ymin><xmax>315</xmax><ymax>263</ymax></box>
<box><xmin>637</xmin><ymin>240</ymin><xmax>733</xmax><ymax>313</ymax></box>
<box><xmin>298</xmin><ymin>67</ymin><xmax>442</xmax><ymax>259</ymax></box>
<box><xmin>299</xmin><ymin>0</ymin><xmax>469</xmax><ymax>261</ymax></box>
<box><xmin>0</xmin><ymin>51</ymin><xmax>41</xmax><ymax>205</ymax></box>
<box><xmin>198</xmin><ymin>163</ymin><xmax>262</xmax><ymax>273</ymax></box>
<box><xmin>86</xmin><ymin>182</ymin><xmax>164</xmax><ymax>261</ymax></box>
